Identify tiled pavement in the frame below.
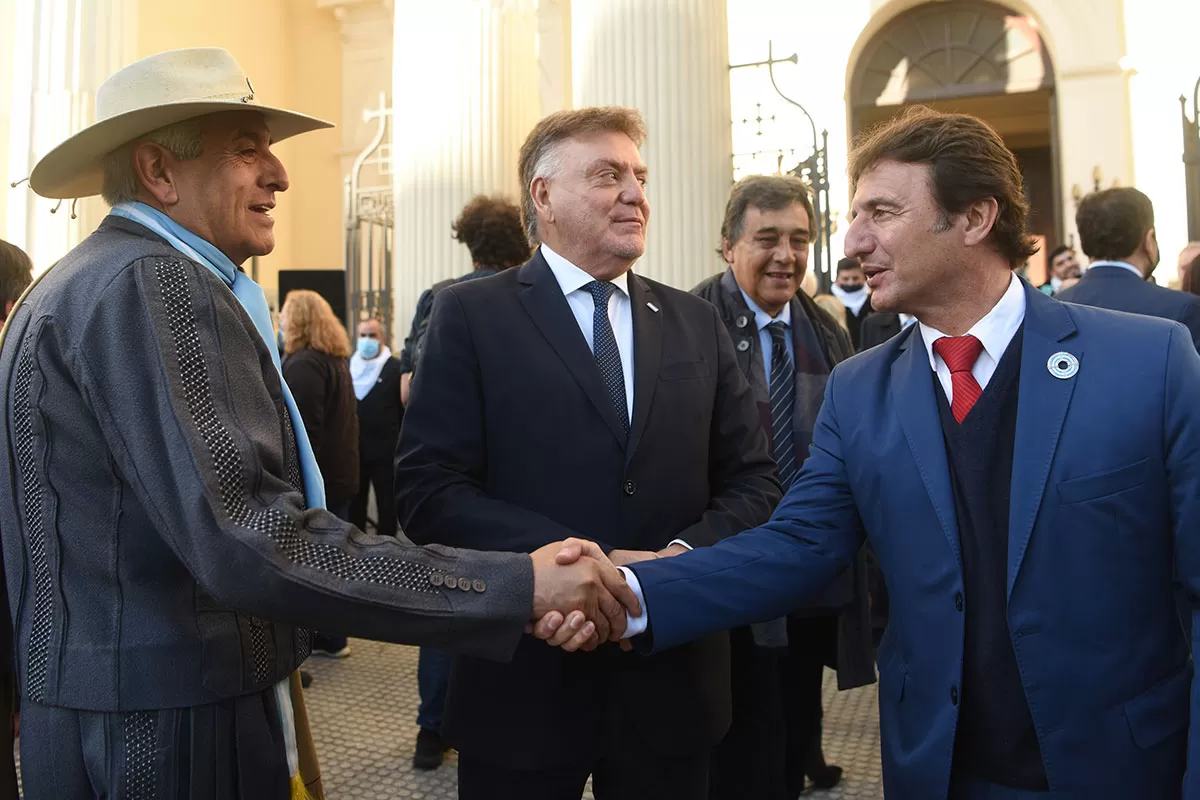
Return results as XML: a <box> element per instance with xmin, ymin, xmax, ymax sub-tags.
<box><xmin>304</xmin><ymin>639</ymin><xmax>884</xmax><ymax>799</ymax></box>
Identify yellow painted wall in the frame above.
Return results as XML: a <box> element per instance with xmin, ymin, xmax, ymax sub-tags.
<box><xmin>136</xmin><ymin>0</ymin><xmax>343</xmax><ymax>304</ymax></box>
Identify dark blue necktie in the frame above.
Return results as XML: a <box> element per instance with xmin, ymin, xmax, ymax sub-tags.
<box><xmin>585</xmin><ymin>281</ymin><xmax>629</xmax><ymax>433</ymax></box>
<box><xmin>767</xmin><ymin>322</ymin><xmax>797</xmax><ymax>487</ymax></box>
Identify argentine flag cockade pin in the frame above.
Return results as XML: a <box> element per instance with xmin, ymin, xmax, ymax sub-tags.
<box><xmin>1047</xmin><ymin>351</ymin><xmax>1079</xmax><ymax>380</ymax></box>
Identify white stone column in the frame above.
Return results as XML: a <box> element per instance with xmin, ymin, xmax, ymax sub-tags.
<box><xmin>6</xmin><ymin>0</ymin><xmax>137</xmax><ymax>271</ymax></box>
<box><xmin>571</xmin><ymin>0</ymin><xmax>732</xmax><ymax>290</ymax></box>
<box><xmin>391</xmin><ymin>0</ymin><xmax>540</xmax><ymax>341</ymax></box>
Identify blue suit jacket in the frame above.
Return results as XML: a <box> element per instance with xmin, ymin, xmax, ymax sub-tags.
<box><xmin>631</xmin><ymin>283</ymin><xmax>1200</xmax><ymax>798</ymax></box>
<box><xmin>1056</xmin><ymin>264</ymin><xmax>1200</xmax><ymax>351</ymax></box>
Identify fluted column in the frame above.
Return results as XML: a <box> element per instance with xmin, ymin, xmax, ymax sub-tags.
<box><xmin>571</xmin><ymin>0</ymin><xmax>732</xmax><ymax>290</ymax></box>
<box><xmin>391</xmin><ymin>0</ymin><xmax>540</xmax><ymax>341</ymax></box>
<box><xmin>5</xmin><ymin>0</ymin><xmax>136</xmax><ymax>271</ymax></box>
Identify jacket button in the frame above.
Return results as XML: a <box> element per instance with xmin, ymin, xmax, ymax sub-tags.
<box><xmin>950</xmin><ymin>686</ymin><xmax>959</xmax><ymax>706</ymax></box>
<box><xmin>736</xmin><ymin>339</ymin><xmax>751</xmax><ymax>352</ymax></box>
<box><xmin>430</xmin><ymin>574</ymin><xmax>444</xmax><ymax>587</ymax></box>
<box><xmin>443</xmin><ymin>574</ymin><xmax>456</xmax><ymax>589</ymax></box>
<box><xmin>736</xmin><ymin>315</ymin><xmax>749</xmax><ymax>328</ymax></box>
<box><xmin>954</xmin><ymin>592</ymin><xmax>963</xmax><ymax>612</ymax></box>
<box><xmin>472</xmin><ymin>579</ymin><xmax>487</xmax><ymax>593</ymax></box>
<box><xmin>455</xmin><ymin>577</ymin><xmax>469</xmax><ymax>591</ymax></box>
<box><xmin>623</xmin><ymin>479</ymin><xmax>637</xmax><ymax>496</ymax></box>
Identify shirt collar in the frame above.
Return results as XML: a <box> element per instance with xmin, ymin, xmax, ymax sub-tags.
<box><xmin>917</xmin><ymin>272</ymin><xmax>1026</xmax><ymax>370</ymax></box>
<box><xmin>736</xmin><ymin>286</ymin><xmax>792</xmax><ymax>331</ymax></box>
<box><xmin>540</xmin><ymin>244</ymin><xmax>630</xmax><ymax>298</ymax></box>
<box><xmin>1086</xmin><ymin>260</ymin><xmax>1144</xmax><ymax>278</ymax></box>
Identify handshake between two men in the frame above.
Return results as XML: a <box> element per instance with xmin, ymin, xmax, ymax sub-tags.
<box><xmin>529</xmin><ymin>539</ymin><xmax>685</xmax><ymax>652</ymax></box>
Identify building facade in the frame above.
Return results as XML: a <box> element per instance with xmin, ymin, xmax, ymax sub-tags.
<box><xmin>3</xmin><ymin>0</ymin><xmax>1198</xmax><ymax>343</ymax></box>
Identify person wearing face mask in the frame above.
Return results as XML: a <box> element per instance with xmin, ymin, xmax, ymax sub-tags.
<box><xmin>349</xmin><ymin>318</ymin><xmax>404</xmax><ymax>540</ymax></box>
<box><xmin>1057</xmin><ymin>187</ymin><xmax>1200</xmax><ymax>351</ymax></box>
<box><xmin>830</xmin><ymin>257</ymin><xmax>873</xmax><ymax>348</ymax></box>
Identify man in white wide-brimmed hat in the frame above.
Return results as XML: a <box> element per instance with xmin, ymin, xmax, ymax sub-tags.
<box><xmin>0</xmin><ymin>47</ymin><xmax>637</xmax><ymax>800</ymax></box>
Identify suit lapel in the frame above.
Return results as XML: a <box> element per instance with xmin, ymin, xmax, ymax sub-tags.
<box><xmin>516</xmin><ymin>253</ymin><xmax>629</xmax><ymax>447</ymax></box>
<box><xmin>891</xmin><ymin>326</ymin><xmax>961</xmax><ymax>566</ymax></box>
<box><xmin>625</xmin><ymin>273</ymin><xmax>662</xmax><ymax>465</ymax></box>
<box><xmin>1007</xmin><ymin>284</ymin><xmax>1079</xmax><ymax>600</ymax></box>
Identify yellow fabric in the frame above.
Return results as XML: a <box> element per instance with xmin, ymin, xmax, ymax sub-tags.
<box><xmin>289</xmin><ymin>772</ymin><xmax>312</xmax><ymax>800</ymax></box>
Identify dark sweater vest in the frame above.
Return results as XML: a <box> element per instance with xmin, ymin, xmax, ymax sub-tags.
<box><xmin>935</xmin><ymin>326</ymin><xmax>1049</xmax><ymax>790</ymax></box>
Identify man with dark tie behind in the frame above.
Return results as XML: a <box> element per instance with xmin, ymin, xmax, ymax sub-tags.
<box><xmin>394</xmin><ymin>106</ymin><xmax>780</xmax><ymax>800</ymax></box>
<box><xmin>543</xmin><ymin>106</ymin><xmax>1200</xmax><ymax>799</ymax></box>
<box><xmin>691</xmin><ymin>175</ymin><xmax>875</xmax><ymax>797</ymax></box>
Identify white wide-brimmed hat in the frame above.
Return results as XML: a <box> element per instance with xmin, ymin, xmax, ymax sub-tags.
<box><xmin>30</xmin><ymin>47</ymin><xmax>334</xmax><ymax>199</ymax></box>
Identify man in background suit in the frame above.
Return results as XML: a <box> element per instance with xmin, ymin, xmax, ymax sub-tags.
<box><xmin>692</xmin><ymin>175</ymin><xmax>874</xmax><ymax>798</ymax></box>
<box><xmin>831</xmin><ymin>257</ymin><xmax>873</xmax><ymax>348</ymax></box>
<box><xmin>551</xmin><ymin>107</ymin><xmax>1200</xmax><ymax>798</ymax></box>
<box><xmin>858</xmin><ymin>309</ymin><xmax>915</xmax><ymax>352</ymax></box>
<box><xmin>395</xmin><ymin>107</ymin><xmax>780</xmax><ymax>800</ymax></box>
<box><xmin>1057</xmin><ymin>187</ymin><xmax>1200</xmax><ymax>349</ymax></box>
<box><xmin>1038</xmin><ymin>244</ymin><xmax>1081</xmax><ymax>296</ymax></box>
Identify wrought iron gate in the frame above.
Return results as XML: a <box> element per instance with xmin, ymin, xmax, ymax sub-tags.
<box><xmin>345</xmin><ymin>94</ymin><xmax>395</xmax><ymax>335</ymax></box>
<box><xmin>730</xmin><ymin>42</ymin><xmax>835</xmax><ymax>293</ymax></box>
<box><xmin>1183</xmin><ymin>77</ymin><xmax>1200</xmax><ymax>242</ymax></box>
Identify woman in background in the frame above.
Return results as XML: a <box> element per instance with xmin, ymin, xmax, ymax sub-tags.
<box><xmin>281</xmin><ymin>289</ymin><xmax>359</xmax><ymax>658</ymax></box>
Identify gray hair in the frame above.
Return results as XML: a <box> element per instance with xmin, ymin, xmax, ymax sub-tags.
<box><xmin>516</xmin><ymin>107</ymin><xmax>647</xmax><ymax>245</ymax></box>
<box><xmin>101</xmin><ymin>119</ymin><xmax>205</xmax><ymax>206</ymax></box>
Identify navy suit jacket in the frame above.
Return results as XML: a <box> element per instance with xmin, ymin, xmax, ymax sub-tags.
<box><xmin>1057</xmin><ymin>264</ymin><xmax>1200</xmax><ymax>350</ymax></box>
<box><xmin>395</xmin><ymin>251</ymin><xmax>780</xmax><ymax>768</ymax></box>
<box><xmin>630</xmin><ymin>283</ymin><xmax>1200</xmax><ymax>798</ymax></box>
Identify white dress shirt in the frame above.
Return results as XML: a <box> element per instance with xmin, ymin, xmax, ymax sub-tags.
<box><xmin>737</xmin><ymin>288</ymin><xmax>794</xmax><ymax>378</ymax></box>
<box><xmin>540</xmin><ymin>244</ymin><xmax>635</xmax><ymax>422</ymax></box>
<box><xmin>918</xmin><ymin>272</ymin><xmax>1026</xmax><ymax>404</ymax></box>
<box><xmin>1085</xmin><ymin>259</ymin><xmax>1143</xmax><ymax>278</ymax></box>
<box><xmin>619</xmin><ymin>272</ymin><xmax>1028</xmax><ymax>639</ymax></box>
<box><xmin>542</xmin><ymin>245</ymin><xmax>692</xmax><ymax>564</ymax></box>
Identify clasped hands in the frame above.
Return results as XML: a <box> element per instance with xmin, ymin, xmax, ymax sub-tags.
<box><xmin>529</xmin><ymin>539</ymin><xmax>685</xmax><ymax>652</ymax></box>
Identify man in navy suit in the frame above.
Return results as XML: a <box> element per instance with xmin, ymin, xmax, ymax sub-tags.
<box><xmin>540</xmin><ymin>106</ymin><xmax>1200</xmax><ymax>798</ymax></box>
<box><xmin>396</xmin><ymin>107</ymin><xmax>780</xmax><ymax>800</ymax></box>
<box><xmin>1057</xmin><ymin>187</ymin><xmax>1200</xmax><ymax>349</ymax></box>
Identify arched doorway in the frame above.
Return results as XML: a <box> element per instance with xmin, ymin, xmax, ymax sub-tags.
<box><xmin>849</xmin><ymin>1</ymin><xmax>1058</xmax><ymax>283</ymax></box>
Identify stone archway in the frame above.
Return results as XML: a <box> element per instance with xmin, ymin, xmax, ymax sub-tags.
<box><xmin>849</xmin><ymin>1</ymin><xmax>1060</xmax><ymax>282</ymax></box>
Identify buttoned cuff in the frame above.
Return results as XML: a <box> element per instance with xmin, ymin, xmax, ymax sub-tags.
<box><xmin>617</xmin><ymin>566</ymin><xmax>649</xmax><ymax>638</ymax></box>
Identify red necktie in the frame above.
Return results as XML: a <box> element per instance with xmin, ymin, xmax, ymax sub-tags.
<box><xmin>933</xmin><ymin>335</ymin><xmax>984</xmax><ymax>423</ymax></box>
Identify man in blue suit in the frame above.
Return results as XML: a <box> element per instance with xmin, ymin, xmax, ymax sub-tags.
<box><xmin>538</xmin><ymin>106</ymin><xmax>1200</xmax><ymax>798</ymax></box>
<box><xmin>1057</xmin><ymin>186</ymin><xmax>1200</xmax><ymax>350</ymax></box>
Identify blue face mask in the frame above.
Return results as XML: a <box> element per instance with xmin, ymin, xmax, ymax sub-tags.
<box><xmin>357</xmin><ymin>337</ymin><xmax>381</xmax><ymax>359</ymax></box>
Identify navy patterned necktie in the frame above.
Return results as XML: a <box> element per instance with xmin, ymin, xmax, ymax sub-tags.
<box><xmin>584</xmin><ymin>281</ymin><xmax>629</xmax><ymax>433</ymax></box>
<box><xmin>767</xmin><ymin>321</ymin><xmax>797</xmax><ymax>488</ymax></box>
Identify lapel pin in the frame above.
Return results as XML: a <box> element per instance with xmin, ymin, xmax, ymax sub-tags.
<box><xmin>1047</xmin><ymin>351</ymin><xmax>1079</xmax><ymax>379</ymax></box>
<box><xmin>647</xmin><ymin>302</ymin><xmax>659</xmax><ymax>313</ymax></box>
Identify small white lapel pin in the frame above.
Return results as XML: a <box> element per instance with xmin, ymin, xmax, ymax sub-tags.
<box><xmin>647</xmin><ymin>302</ymin><xmax>659</xmax><ymax>313</ymax></box>
<box><xmin>1046</xmin><ymin>351</ymin><xmax>1079</xmax><ymax>379</ymax></box>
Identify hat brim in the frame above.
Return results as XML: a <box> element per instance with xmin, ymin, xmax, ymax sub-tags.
<box><xmin>29</xmin><ymin>101</ymin><xmax>334</xmax><ymax>199</ymax></box>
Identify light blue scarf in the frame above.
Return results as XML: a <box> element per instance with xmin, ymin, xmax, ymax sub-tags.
<box><xmin>110</xmin><ymin>201</ymin><xmax>327</xmax><ymax>509</ymax></box>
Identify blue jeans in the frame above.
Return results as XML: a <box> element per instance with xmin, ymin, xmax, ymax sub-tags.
<box><xmin>416</xmin><ymin>648</ymin><xmax>451</xmax><ymax>732</ymax></box>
